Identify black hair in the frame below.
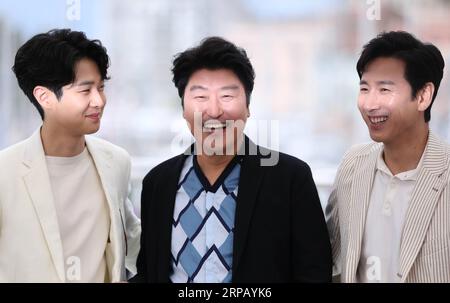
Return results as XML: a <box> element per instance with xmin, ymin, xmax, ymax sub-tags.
<box><xmin>172</xmin><ymin>36</ymin><xmax>255</xmax><ymax>107</ymax></box>
<box><xmin>12</xmin><ymin>28</ymin><xmax>110</xmax><ymax>120</ymax></box>
<box><xmin>356</xmin><ymin>31</ymin><xmax>445</xmax><ymax>122</ymax></box>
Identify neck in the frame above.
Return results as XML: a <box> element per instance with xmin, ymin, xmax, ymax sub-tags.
<box><xmin>383</xmin><ymin>123</ymin><xmax>429</xmax><ymax>175</ymax></box>
<box><xmin>195</xmin><ymin>134</ymin><xmax>245</xmax><ymax>184</ymax></box>
<box><xmin>40</xmin><ymin>122</ymin><xmax>85</xmax><ymax>157</ymax></box>
<box><xmin>196</xmin><ymin>153</ymin><xmax>235</xmax><ymax>185</ymax></box>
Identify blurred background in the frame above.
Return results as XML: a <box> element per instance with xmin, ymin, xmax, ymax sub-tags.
<box><xmin>1</xmin><ymin>0</ymin><xmax>449</xmax><ymax>214</ymax></box>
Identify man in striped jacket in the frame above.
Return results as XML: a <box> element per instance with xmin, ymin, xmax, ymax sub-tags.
<box><xmin>326</xmin><ymin>31</ymin><xmax>449</xmax><ymax>282</ymax></box>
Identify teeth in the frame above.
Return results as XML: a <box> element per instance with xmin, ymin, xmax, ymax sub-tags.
<box><xmin>203</xmin><ymin>122</ymin><xmax>227</xmax><ymax>129</ymax></box>
<box><xmin>369</xmin><ymin>116</ymin><xmax>388</xmax><ymax>124</ymax></box>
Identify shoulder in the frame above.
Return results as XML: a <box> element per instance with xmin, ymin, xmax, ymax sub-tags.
<box><xmin>86</xmin><ymin>135</ymin><xmax>130</xmax><ymax>161</ymax></box>
<box><xmin>142</xmin><ymin>154</ymin><xmax>186</xmax><ymax>185</ymax></box>
<box><xmin>339</xmin><ymin>141</ymin><xmax>380</xmax><ymax>169</ymax></box>
<box><xmin>342</xmin><ymin>141</ymin><xmax>380</xmax><ymax>160</ymax></box>
<box><xmin>0</xmin><ymin>138</ymin><xmax>29</xmax><ymax>164</ymax></box>
<box><xmin>276</xmin><ymin>151</ymin><xmax>311</xmax><ymax>172</ymax></box>
<box><xmin>254</xmin><ymin>146</ymin><xmax>313</xmax><ymax>182</ymax></box>
<box><xmin>428</xmin><ymin>131</ymin><xmax>450</xmax><ymax>157</ymax></box>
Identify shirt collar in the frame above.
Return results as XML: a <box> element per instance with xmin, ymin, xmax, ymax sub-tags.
<box><xmin>376</xmin><ymin>147</ymin><xmax>425</xmax><ymax>181</ymax></box>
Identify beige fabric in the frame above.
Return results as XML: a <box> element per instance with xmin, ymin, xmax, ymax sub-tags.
<box><xmin>0</xmin><ymin>128</ymin><xmax>141</xmax><ymax>282</ymax></box>
<box><xmin>356</xmin><ymin>149</ymin><xmax>423</xmax><ymax>282</ymax></box>
<box><xmin>46</xmin><ymin>148</ymin><xmax>110</xmax><ymax>282</ymax></box>
<box><xmin>327</xmin><ymin>131</ymin><xmax>450</xmax><ymax>283</ymax></box>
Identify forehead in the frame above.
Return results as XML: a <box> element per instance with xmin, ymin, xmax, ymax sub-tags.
<box><xmin>362</xmin><ymin>57</ymin><xmax>406</xmax><ymax>81</ymax></box>
<box><xmin>73</xmin><ymin>58</ymin><xmax>102</xmax><ymax>82</ymax></box>
<box><xmin>187</xmin><ymin>68</ymin><xmax>243</xmax><ymax>88</ymax></box>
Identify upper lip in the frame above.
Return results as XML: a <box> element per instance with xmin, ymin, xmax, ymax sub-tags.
<box><xmin>86</xmin><ymin>112</ymin><xmax>101</xmax><ymax>117</ymax></box>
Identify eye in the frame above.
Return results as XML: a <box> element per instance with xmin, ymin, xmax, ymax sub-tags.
<box><xmin>98</xmin><ymin>85</ymin><xmax>105</xmax><ymax>92</ymax></box>
<box><xmin>380</xmin><ymin>88</ymin><xmax>390</xmax><ymax>92</ymax></box>
<box><xmin>80</xmin><ymin>89</ymin><xmax>90</xmax><ymax>94</ymax></box>
<box><xmin>359</xmin><ymin>87</ymin><xmax>369</xmax><ymax>92</ymax></box>
<box><xmin>195</xmin><ymin>96</ymin><xmax>207</xmax><ymax>100</ymax></box>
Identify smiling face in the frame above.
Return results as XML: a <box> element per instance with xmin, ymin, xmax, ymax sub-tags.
<box><xmin>358</xmin><ymin>57</ymin><xmax>427</xmax><ymax>145</ymax></box>
<box><xmin>183</xmin><ymin>68</ymin><xmax>249</xmax><ymax>155</ymax></box>
<box><xmin>42</xmin><ymin>58</ymin><xmax>106</xmax><ymax>136</ymax></box>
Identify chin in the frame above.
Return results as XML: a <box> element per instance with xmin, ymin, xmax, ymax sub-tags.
<box><xmin>369</xmin><ymin>132</ymin><xmax>385</xmax><ymax>143</ymax></box>
<box><xmin>85</xmin><ymin>126</ymin><xmax>100</xmax><ymax>135</ymax></box>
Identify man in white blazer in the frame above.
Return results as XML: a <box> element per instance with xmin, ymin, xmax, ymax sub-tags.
<box><xmin>326</xmin><ymin>31</ymin><xmax>449</xmax><ymax>282</ymax></box>
<box><xmin>0</xmin><ymin>29</ymin><xmax>140</xmax><ymax>282</ymax></box>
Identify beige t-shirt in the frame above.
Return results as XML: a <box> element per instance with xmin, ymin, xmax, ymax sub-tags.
<box><xmin>46</xmin><ymin>148</ymin><xmax>110</xmax><ymax>283</ymax></box>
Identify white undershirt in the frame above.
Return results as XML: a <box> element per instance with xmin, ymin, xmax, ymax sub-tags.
<box><xmin>46</xmin><ymin>147</ymin><xmax>110</xmax><ymax>283</ymax></box>
<box><xmin>357</xmin><ymin>148</ymin><xmax>424</xmax><ymax>283</ymax></box>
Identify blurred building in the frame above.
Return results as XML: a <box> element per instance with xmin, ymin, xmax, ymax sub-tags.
<box><xmin>1</xmin><ymin>0</ymin><xmax>450</xmax><ymax>210</ymax></box>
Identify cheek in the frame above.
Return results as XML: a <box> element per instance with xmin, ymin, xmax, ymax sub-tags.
<box><xmin>383</xmin><ymin>94</ymin><xmax>397</xmax><ymax>108</ymax></box>
<box><xmin>357</xmin><ymin>97</ymin><xmax>364</xmax><ymax>112</ymax></box>
<box><xmin>224</xmin><ymin>101</ymin><xmax>248</xmax><ymax>121</ymax></box>
<box><xmin>183</xmin><ymin>107</ymin><xmax>201</xmax><ymax>130</ymax></box>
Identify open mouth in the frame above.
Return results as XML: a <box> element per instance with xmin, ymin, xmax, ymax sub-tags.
<box><xmin>368</xmin><ymin>116</ymin><xmax>388</xmax><ymax>125</ymax></box>
<box><xmin>203</xmin><ymin>121</ymin><xmax>228</xmax><ymax>132</ymax></box>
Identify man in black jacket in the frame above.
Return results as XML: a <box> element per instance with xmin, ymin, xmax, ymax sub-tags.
<box><xmin>131</xmin><ymin>37</ymin><xmax>331</xmax><ymax>283</ymax></box>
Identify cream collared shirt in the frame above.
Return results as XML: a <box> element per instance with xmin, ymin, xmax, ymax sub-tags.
<box><xmin>356</xmin><ymin>148</ymin><xmax>424</xmax><ymax>283</ymax></box>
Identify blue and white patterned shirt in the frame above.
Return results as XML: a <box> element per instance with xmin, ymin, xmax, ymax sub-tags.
<box><xmin>170</xmin><ymin>155</ymin><xmax>241</xmax><ymax>283</ymax></box>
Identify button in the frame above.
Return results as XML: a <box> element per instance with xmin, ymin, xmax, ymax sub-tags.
<box><xmin>383</xmin><ymin>201</ymin><xmax>391</xmax><ymax>216</ymax></box>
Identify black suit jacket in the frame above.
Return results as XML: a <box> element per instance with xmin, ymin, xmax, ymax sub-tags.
<box><xmin>131</xmin><ymin>138</ymin><xmax>332</xmax><ymax>283</ymax></box>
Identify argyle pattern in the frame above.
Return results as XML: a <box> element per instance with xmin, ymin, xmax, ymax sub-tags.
<box><xmin>170</xmin><ymin>156</ymin><xmax>240</xmax><ymax>283</ymax></box>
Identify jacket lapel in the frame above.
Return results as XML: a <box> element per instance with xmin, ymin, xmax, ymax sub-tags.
<box><xmin>398</xmin><ymin>132</ymin><xmax>449</xmax><ymax>281</ymax></box>
<box><xmin>232</xmin><ymin>138</ymin><xmax>265</xmax><ymax>276</ymax></box>
<box><xmin>345</xmin><ymin>144</ymin><xmax>380</xmax><ymax>282</ymax></box>
<box><xmin>157</xmin><ymin>154</ymin><xmax>187</xmax><ymax>281</ymax></box>
<box><xmin>85</xmin><ymin>137</ymin><xmax>115</xmax><ymax>214</ymax></box>
<box><xmin>21</xmin><ymin>128</ymin><xmax>66</xmax><ymax>282</ymax></box>
<box><xmin>85</xmin><ymin>137</ymin><xmax>122</xmax><ymax>280</ymax></box>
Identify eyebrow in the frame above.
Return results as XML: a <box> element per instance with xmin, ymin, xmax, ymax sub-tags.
<box><xmin>76</xmin><ymin>80</ymin><xmax>96</xmax><ymax>87</ymax></box>
<box><xmin>359</xmin><ymin>80</ymin><xmax>395</xmax><ymax>85</ymax></box>
<box><xmin>189</xmin><ymin>85</ymin><xmax>207</xmax><ymax>92</ymax></box>
<box><xmin>221</xmin><ymin>85</ymin><xmax>239</xmax><ymax>91</ymax></box>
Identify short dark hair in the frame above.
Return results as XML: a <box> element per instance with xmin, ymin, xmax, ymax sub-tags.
<box><xmin>172</xmin><ymin>36</ymin><xmax>255</xmax><ymax>107</ymax></box>
<box><xmin>12</xmin><ymin>28</ymin><xmax>110</xmax><ymax>120</ymax></box>
<box><xmin>356</xmin><ymin>31</ymin><xmax>445</xmax><ymax>122</ymax></box>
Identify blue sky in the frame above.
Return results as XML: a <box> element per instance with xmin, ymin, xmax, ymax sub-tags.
<box><xmin>0</xmin><ymin>0</ymin><xmax>101</xmax><ymax>38</ymax></box>
<box><xmin>0</xmin><ymin>0</ymin><xmax>343</xmax><ymax>38</ymax></box>
<box><xmin>243</xmin><ymin>0</ymin><xmax>342</xmax><ymax>19</ymax></box>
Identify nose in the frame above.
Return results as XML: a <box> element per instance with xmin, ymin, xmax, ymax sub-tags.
<box><xmin>91</xmin><ymin>89</ymin><xmax>105</xmax><ymax>109</ymax></box>
<box><xmin>205</xmin><ymin>95</ymin><xmax>223</xmax><ymax>118</ymax></box>
<box><xmin>361</xmin><ymin>91</ymin><xmax>381</xmax><ymax>112</ymax></box>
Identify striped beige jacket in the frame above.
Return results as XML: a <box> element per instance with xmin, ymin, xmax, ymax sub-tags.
<box><xmin>326</xmin><ymin>131</ymin><xmax>450</xmax><ymax>282</ymax></box>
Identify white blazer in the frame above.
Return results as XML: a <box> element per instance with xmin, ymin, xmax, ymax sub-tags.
<box><xmin>326</xmin><ymin>131</ymin><xmax>450</xmax><ymax>282</ymax></box>
<box><xmin>0</xmin><ymin>128</ymin><xmax>141</xmax><ymax>282</ymax></box>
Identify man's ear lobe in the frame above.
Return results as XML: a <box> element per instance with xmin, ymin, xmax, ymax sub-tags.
<box><xmin>417</xmin><ymin>82</ymin><xmax>434</xmax><ymax>112</ymax></box>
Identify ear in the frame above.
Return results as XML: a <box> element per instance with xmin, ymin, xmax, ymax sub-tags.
<box><xmin>33</xmin><ymin>86</ymin><xmax>55</xmax><ymax>111</ymax></box>
<box><xmin>416</xmin><ymin>82</ymin><xmax>434</xmax><ymax>113</ymax></box>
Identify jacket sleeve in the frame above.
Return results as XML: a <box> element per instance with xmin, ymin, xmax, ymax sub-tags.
<box><xmin>325</xmin><ymin>147</ymin><xmax>356</xmax><ymax>282</ymax></box>
<box><xmin>292</xmin><ymin>163</ymin><xmax>332</xmax><ymax>282</ymax></box>
<box><xmin>128</xmin><ymin>175</ymin><xmax>150</xmax><ymax>282</ymax></box>
<box><xmin>325</xmin><ymin>176</ymin><xmax>342</xmax><ymax>281</ymax></box>
<box><xmin>124</xmin><ymin>195</ymin><xmax>141</xmax><ymax>277</ymax></box>
<box><xmin>122</xmin><ymin>156</ymin><xmax>142</xmax><ymax>278</ymax></box>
